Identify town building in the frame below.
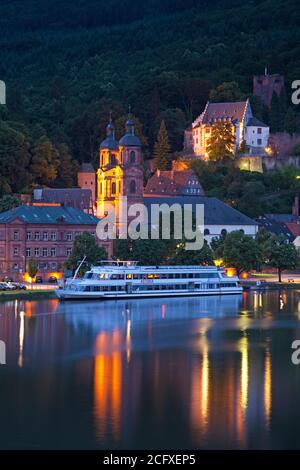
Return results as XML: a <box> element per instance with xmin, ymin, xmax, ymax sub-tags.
<box><xmin>253</xmin><ymin>71</ymin><xmax>285</xmax><ymax>108</ymax></box>
<box><xmin>143</xmin><ymin>196</ymin><xmax>258</xmax><ymax>243</ymax></box>
<box><xmin>191</xmin><ymin>100</ymin><xmax>270</xmax><ymax>158</ymax></box>
<box><xmin>96</xmin><ymin>119</ymin><xmax>144</xmax><ymax>233</ymax></box>
<box><xmin>77</xmin><ymin>162</ymin><xmax>96</xmax><ymax>210</ymax></box>
<box><xmin>144</xmin><ymin>161</ymin><xmax>204</xmax><ymax>197</ymax></box>
<box><xmin>33</xmin><ymin>187</ymin><xmax>94</xmax><ymax>214</ymax></box>
<box><xmin>0</xmin><ymin>205</ymin><xmax>112</xmax><ymax>282</ymax></box>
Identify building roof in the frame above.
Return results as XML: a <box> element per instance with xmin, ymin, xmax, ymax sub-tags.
<box><xmin>247</xmin><ymin>117</ymin><xmax>268</xmax><ymax>128</ymax></box>
<box><xmin>34</xmin><ymin>188</ymin><xmax>93</xmax><ymax>211</ymax></box>
<box><xmin>78</xmin><ymin>163</ymin><xmax>95</xmax><ymax>173</ymax></box>
<box><xmin>200</xmin><ymin>101</ymin><xmax>248</xmax><ymax>125</ymax></box>
<box><xmin>119</xmin><ymin>134</ymin><xmax>141</xmax><ymax>146</ymax></box>
<box><xmin>0</xmin><ymin>205</ymin><xmax>100</xmax><ymax>225</ymax></box>
<box><xmin>143</xmin><ymin>196</ymin><xmax>257</xmax><ymax>226</ymax></box>
<box><xmin>258</xmin><ymin>217</ymin><xmax>294</xmax><ymax>240</ymax></box>
<box><xmin>144</xmin><ymin>170</ymin><xmax>204</xmax><ymax>196</ymax></box>
<box><xmin>100</xmin><ymin>135</ymin><xmax>119</xmax><ymax>149</ymax></box>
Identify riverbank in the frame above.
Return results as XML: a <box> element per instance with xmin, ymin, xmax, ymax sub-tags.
<box><xmin>0</xmin><ymin>289</ymin><xmax>56</xmax><ymax>301</ymax></box>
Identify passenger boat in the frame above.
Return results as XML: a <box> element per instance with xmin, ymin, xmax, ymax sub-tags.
<box><xmin>55</xmin><ymin>260</ymin><xmax>242</xmax><ymax>301</ymax></box>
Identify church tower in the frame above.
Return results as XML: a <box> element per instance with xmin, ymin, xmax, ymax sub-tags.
<box><xmin>96</xmin><ymin>118</ymin><xmax>144</xmax><ymax>233</ymax></box>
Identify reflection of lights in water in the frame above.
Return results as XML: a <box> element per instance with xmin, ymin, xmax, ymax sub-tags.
<box><xmin>162</xmin><ymin>304</ymin><xmax>166</xmax><ymax>320</ymax></box>
<box><xmin>201</xmin><ymin>340</ymin><xmax>209</xmax><ymax>425</ymax></box>
<box><xmin>254</xmin><ymin>293</ymin><xmax>263</xmax><ymax>311</ymax></box>
<box><xmin>190</xmin><ymin>336</ymin><xmax>210</xmax><ymax>434</ymax></box>
<box><xmin>239</xmin><ymin>336</ymin><xmax>249</xmax><ymax>412</ymax></box>
<box><xmin>18</xmin><ymin>310</ymin><xmax>25</xmax><ymax>368</ymax></box>
<box><xmin>264</xmin><ymin>346</ymin><xmax>272</xmax><ymax>428</ymax></box>
<box><xmin>93</xmin><ymin>331</ymin><xmax>122</xmax><ymax>440</ymax></box>
<box><xmin>279</xmin><ymin>295</ymin><xmax>285</xmax><ymax>310</ymax></box>
<box><xmin>126</xmin><ymin>319</ymin><xmax>131</xmax><ymax>363</ymax></box>
<box><xmin>259</xmin><ymin>293</ymin><xmax>263</xmax><ymax>308</ymax></box>
<box><xmin>14</xmin><ymin>300</ymin><xmax>18</xmax><ymax>319</ymax></box>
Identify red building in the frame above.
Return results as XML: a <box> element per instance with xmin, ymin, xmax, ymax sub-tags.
<box><xmin>0</xmin><ymin>205</ymin><xmax>112</xmax><ymax>281</ymax></box>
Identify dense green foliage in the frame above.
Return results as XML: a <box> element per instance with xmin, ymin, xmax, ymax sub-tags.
<box><xmin>65</xmin><ymin>232</ymin><xmax>107</xmax><ymax>273</ymax></box>
<box><xmin>26</xmin><ymin>257</ymin><xmax>38</xmax><ymax>279</ymax></box>
<box><xmin>191</xmin><ymin>161</ymin><xmax>300</xmax><ymax>217</ymax></box>
<box><xmin>0</xmin><ymin>0</ymin><xmax>300</xmax><ymax>213</ymax></box>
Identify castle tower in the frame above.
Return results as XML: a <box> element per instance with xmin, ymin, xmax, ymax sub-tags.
<box><xmin>96</xmin><ymin>118</ymin><xmax>143</xmax><ymax>233</ymax></box>
<box><xmin>253</xmin><ymin>72</ymin><xmax>285</xmax><ymax>108</ymax></box>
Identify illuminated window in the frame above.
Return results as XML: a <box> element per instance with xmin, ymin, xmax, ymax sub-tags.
<box><xmin>126</xmin><ymin>274</ymin><xmax>132</xmax><ymax>279</ymax></box>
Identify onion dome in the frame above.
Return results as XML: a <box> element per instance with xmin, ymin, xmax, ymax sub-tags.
<box><xmin>119</xmin><ymin>119</ymin><xmax>141</xmax><ymax>147</ymax></box>
<box><xmin>100</xmin><ymin>120</ymin><xmax>119</xmax><ymax>149</ymax></box>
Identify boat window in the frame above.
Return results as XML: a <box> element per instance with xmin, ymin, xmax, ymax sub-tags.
<box><xmin>168</xmin><ymin>274</ymin><xmax>174</xmax><ymax>279</ymax></box>
<box><xmin>126</xmin><ymin>274</ymin><xmax>132</xmax><ymax>279</ymax></box>
<box><xmin>148</xmin><ymin>274</ymin><xmax>154</xmax><ymax>279</ymax></box>
<box><xmin>175</xmin><ymin>273</ymin><xmax>181</xmax><ymax>279</ymax></box>
<box><xmin>182</xmin><ymin>273</ymin><xmax>187</xmax><ymax>278</ymax></box>
<box><xmin>161</xmin><ymin>273</ymin><xmax>167</xmax><ymax>279</ymax></box>
<box><xmin>188</xmin><ymin>273</ymin><xmax>194</xmax><ymax>278</ymax></box>
<box><xmin>119</xmin><ymin>274</ymin><xmax>124</xmax><ymax>280</ymax></box>
<box><xmin>111</xmin><ymin>274</ymin><xmax>118</xmax><ymax>280</ymax></box>
<box><xmin>133</xmin><ymin>274</ymin><xmax>139</xmax><ymax>279</ymax></box>
<box><xmin>84</xmin><ymin>272</ymin><xmax>93</xmax><ymax>279</ymax></box>
<box><xmin>154</xmin><ymin>274</ymin><xmax>160</xmax><ymax>279</ymax></box>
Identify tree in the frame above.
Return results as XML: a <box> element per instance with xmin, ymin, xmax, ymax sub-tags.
<box><xmin>207</xmin><ymin>122</ymin><xmax>235</xmax><ymax>161</ymax></box>
<box><xmin>114</xmin><ymin>238</ymin><xmax>171</xmax><ymax>266</ymax></box>
<box><xmin>262</xmin><ymin>234</ymin><xmax>298</xmax><ymax>282</ymax></box>
<box><xmin>209</xmin><ymin>82</ymin><xmax>243</xmax><ymax>103</ymax></box>
<box><xmin>56</xmin><ymin>143</ymin><xmax>78</xmax><ymax>187</ymax></box>
<box><xmin>215</xmin><ymin>230</ymin><xmax>262</xmax><ymax>276</ymax></box>
<box><xmin>27</xmin><ymin>257</ymin><xmax>38</xmax><ymax>280</ymax></box>
<box><xmin>284</xmin><ymin>107</ymin><xmax>297</xmax><ymax>135</ymax></box>
<box><xmin>65</xmin><ymin>232</ymin><xmax>107</xmax><ymax>274</ymax></box>
<box><xmin>169</xmin><ymin>240</ymin><xmax>214</xmax><ymax>265</ymax></box>
<box><xmin>270</xmin><ymin>91</ymin><xmax>286</xmax><ymax>133</ymax></box>
<box><xmin>30</xmin><ymin>136</ymin><xmax>60</xmax><ymax>185</ymax></box>
<box><xmin>153</xmin><ymin>120</ymin><xmax>171</xmax><ymax>170</ymax></box>
<box><xmin>0</xmin><ymin>194</ymin><xmax>20</xmax><ymax>213</ymax></box>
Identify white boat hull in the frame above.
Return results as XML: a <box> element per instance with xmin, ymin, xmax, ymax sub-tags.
<box><xmin>55</xmin><ymin>287</ymin><xmax>243</xmax><ymax>301</ymax></box>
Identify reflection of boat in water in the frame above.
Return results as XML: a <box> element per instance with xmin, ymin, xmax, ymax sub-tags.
<box><xmin>55</xmin><ymin>261</ymin><xmax>242</xmax><ymax>301</ymax></box>
<box><xmin>57</xmin><ymin>295</ymin><xmax>242</xmax><ymax>332</ymax></box>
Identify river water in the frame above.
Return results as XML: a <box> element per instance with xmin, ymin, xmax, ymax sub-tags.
<box><xmin>1</xmin><ymin>290</ymin><xmax>300</xmax><ymax>449</ymax></box>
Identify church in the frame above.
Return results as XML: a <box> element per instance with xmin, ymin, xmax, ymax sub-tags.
<box><xmin>77</xmin><ymin>118</ymin><xmax>258</xmax><ymax>241</ymax></box>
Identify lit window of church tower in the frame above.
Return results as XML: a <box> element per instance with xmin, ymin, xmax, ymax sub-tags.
<box><xmin>97</xmin><ymin>116</ymin><xmax>143</xmax><ymax>233</ymax></box>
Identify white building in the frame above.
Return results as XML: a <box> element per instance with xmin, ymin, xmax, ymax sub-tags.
<box><xmin>143</xmin><ymin>196</ymin><xmax>259</xmax><ymax>244</ymax></box>
<box><xmin>191</xmin><ymin>99</ymin><xmax>269</xmax><ymax>158</ymax></box>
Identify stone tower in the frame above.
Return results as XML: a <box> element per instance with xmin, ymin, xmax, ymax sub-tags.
<box><xmin>77</xmin><ymin>162</ymin><xmax>96</xmax><ymax>207</ymax></box>
<box><xmin>253</xmin><ymin>71</ymin><xmax>285</xmax><ymax>108</ymax></box>
<box><xmin>96</xmin><ymin>118</ymin><xmax>144</xmax><ymax>233</ymax></box>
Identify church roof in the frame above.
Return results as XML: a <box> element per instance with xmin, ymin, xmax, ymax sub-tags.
<box><xmin>100</xmin><ymin>136</ymin><xmax>119</xmax><ymax>149</ymax></box>
<box><xmin>119</xmin><ymin>134</ymin><xmax>141</xmax><ymax>146</ymax></box>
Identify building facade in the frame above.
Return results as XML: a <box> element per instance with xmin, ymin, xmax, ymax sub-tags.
<box><xmin>191</xmin><ymin>100</ymin><xmax>269</xmax><ymax>158</ymax></box>
<box><xmin>96</xmin><ymin>119</ymin><xmax>144</xmax><ymax>232</ymax></box>
<box><xmin>0</xmin><ymin>205</ymin><xmax>112</xmax><ymax>281</ymax></box>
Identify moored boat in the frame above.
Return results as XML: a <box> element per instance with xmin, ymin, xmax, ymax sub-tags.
<box><xmin>55</xmin><ymin>261</ymin><xmax>243</xmax><ymax>301</ymax></box>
